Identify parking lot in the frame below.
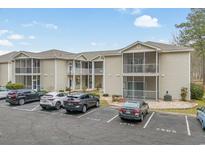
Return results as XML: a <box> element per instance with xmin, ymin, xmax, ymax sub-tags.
<box><xmin>0</xmin><ymin>99</ymin><xmax>204</xmax><ymax>144</ymax></box>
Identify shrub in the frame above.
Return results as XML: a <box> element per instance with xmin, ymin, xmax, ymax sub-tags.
<box><xmin>6</xmin><ymin>82</ymin><xmax>24</xmax><ymax>90</ymax></box>
<box><xmin>89</xmin><ymin>92</ymin><xmax>100</xmax><ymax>98</ymax></box>
<box><xmin>59</xmin><ymin>89</ymin><xmax>64</xmax><ymax>92</ymax></box>
<box><xmin>82</xmin><ymin>86</ymin><xmax>87</xmax><ymax>93</ymax></box>
<box><xmin>65</xmin><ymin>87</ymin><xmax>71</xmax><ymax>93</ymax></box>
<box><xmin>191</xmin><ymin>83</ymin><xmax>204</xmax><ymax>100</ymax></box>
<box><xmin>181</xmin><ymin>87</ymin><xmax>188</xmax><ymax>101</ymax></box>
<box><xmin>103</xmin><ymin>93</ymin><xmax>109</xmax><ymax>97</ymax></box>
<box><xmin>112</xmin><ymin>95</ymin><xmax>123</xmax><ymax>102</ymax></box>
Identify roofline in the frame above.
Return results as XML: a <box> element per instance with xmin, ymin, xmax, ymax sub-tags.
<box><xmin>74</xmin><ymin>54</ymin><xmax>88</xmax><ymax>60</ymax></box>
<box><xmin>120</xmin><ymin>41</ymin><xmax>161</xmax><ymax>53</ymax></box>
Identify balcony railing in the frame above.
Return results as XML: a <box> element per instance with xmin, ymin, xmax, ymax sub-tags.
<box><xmin>123</xmin><ymin>64</ymin><xmax>157</xmax><ymax>73</ymax></box>
<box><xmin>15</xmin><ymin>67</ymin><xmax>40</xmax><ymax>74</ymax></box>
<box><xmin>123</xmin><ymin>89</ymin><xmax>156</xmax><ymax>100</ymax></box>
<box><xmin>94</xmin><ymin>68</ymin><xmax>103</xmax><ymax>74</ymax></box>
<box><xmin>68</xmin><ymin>67</ymin><xmax>102</xmax><ymax>75</ymax></box>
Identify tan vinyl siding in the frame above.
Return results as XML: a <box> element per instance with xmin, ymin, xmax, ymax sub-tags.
<box><xmin>159</xmin><ymin>52</ymin><xmax>190</xmax><ymax>100</ymax></box>
<box><xmin>40</xmin><ymin>60</ymin><xmax>55</xmax><ymax>91</ymax></box>
<box><xmin>0</xmin><ymin>63</ymin><xmax>9</xmax><ymax>86</ymax></box>
<box><xmin>56</xmin><ymin>59</ymin><xmax>67</xmax><ymax>91</ymax></box>
<box><xmin>104</xmin><ymin>55</ymin><xmax>123</xmax><ymax>95</ymax></box>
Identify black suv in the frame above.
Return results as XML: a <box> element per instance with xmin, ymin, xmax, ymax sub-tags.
<box><xmin>63</xmin><ymin>93</ymin><xmax>100</xmax><ymax>113</ymax></box>
<box><xmin>6</xmin><ymin>89</ymin><xmax>43</xmax><ymax>105</ymax></box>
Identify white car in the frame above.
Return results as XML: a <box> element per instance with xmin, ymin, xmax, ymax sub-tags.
<box><xmin>0</xmin><ymin>87</ymin><xmax>9</xmax><ymax>99</ymax></box>
<box><xmin>40</xmin><ymin>92</ymin><xmax>67</xmax><ymax>110</ymax></box>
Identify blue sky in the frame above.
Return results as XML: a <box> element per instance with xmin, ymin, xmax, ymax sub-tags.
<box><xmin>0</xmin><ymin>8</ymin><xmax>190</xmax><ymax>54</ymax></box>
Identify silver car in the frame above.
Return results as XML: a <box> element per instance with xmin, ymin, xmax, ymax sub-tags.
<box><xmin>0</xmin><ymin>87</ymin><xmax>9</xmax><ymax>99</ymax></box>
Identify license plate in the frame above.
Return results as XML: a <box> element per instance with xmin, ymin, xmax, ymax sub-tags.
<box><xmin>126</xmin><ymin>110</ymin><xmax>131</xmax><ymax>114</ymax></box>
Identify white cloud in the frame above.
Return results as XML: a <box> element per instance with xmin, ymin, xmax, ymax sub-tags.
<box><xmin>0</xmin><ymin>29</ymin><xmax>9</xmax><ymax>36</ymax></box>
<box><xmin>45</xmin><ymin>24</ymin><xmax>58</xmax><ymax>30</ymax></box>
<box><xmin>130</xmin><ymin>9</ymin><xmax>142</xmax><ymax>15</ymax></box>
<box><xmin>0</xmin><ymin>39</ymin><xmax>13</xmax><ymax>47</ymax></box>
<box><xmin>0</xmin><ymin>51</ymin><xmax>10</xmax><ymax>56</ymax></box>
<box><xmin>7</xmin><ymin>34</ymin><xmax>25</xmax><ymax>40</ymax></box>
<box><xmin>22</xmin><ymin>20</ymin><xmax>58</xmax><ymax>30</ymax></box>
<box><xmin>28</xmin><ymin>35</ymin><xmax>35</xmax><ymax>39</ymax></box>
<box><xmin>116</xmin><ymin>8</ymin><xmax>142</xmax><ymax>15</ymax></box>
<box><xmin>91</xmin><ymin>42</ymin><xmax>97</xmax><ymax>46</ymax></box>
<box><xmin>19</xmin><ymin>42</ymin><xmax>30</xmax><ymax>46</ymax></box>
<box><xmin>134</xmin><ymin>15</ymin><xmax>160</xmax><ymax>28</ymax></box>
<box><xmin>158</xmin><ymin>39</ymin><xmax>169</xmax><ymax>44</ymax></box>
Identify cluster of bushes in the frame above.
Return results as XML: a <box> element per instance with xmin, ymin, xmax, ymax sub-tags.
<box><xmin>6</xmin><ymin>82</ymin><xmax>24</xmax><ymax>90</ymax></box>
<box><xmin>102</xmin><ymin>93</ymin><xmax>109</xmax><ymax>97</ymax></box>
<box><xmin>191</xmin><ymin>83</ymin><xmax>204</xmax><ymax>100</ymax></box>
<box><xmin>89</xmin><ymin>91</ymin><xmax>100</xmax><ymax>98</ymax></box>
<box><xmin>112</xmin><ymin>95</ymin><xmax>124</xmax><ymax>102</ymax></box>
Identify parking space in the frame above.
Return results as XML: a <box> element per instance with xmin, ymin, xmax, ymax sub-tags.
<box><xmin>1</xmin><ymin>99</ymin><xmax>205</xmax><ymax>144</ymax></box>
<box><xmin>145</xmin><ymin>112</ymin><xmax>188</xmax><ymax>135</ymax></box>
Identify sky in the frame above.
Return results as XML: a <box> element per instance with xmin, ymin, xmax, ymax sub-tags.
<box><xmin>0</xmin><ymin>8</ymin><xmax>190</xmax><ymax>54</ymax></box>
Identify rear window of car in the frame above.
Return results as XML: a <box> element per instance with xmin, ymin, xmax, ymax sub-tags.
<box><xmin>123</xmin><ymin>102</ymin><xmax>140</xmax><ymax>108</ymax></box>
<box><xmin>45</xmin><ymin>94</ymin><xmax>53</xmax><ymax>97</ymax></box>
<box><xmin>67</xmin><ymin>95</ymin><xmax>80</xmax><ymax>99</ymax></box>
<box><xmin>0</xmin><ymin>87</ymin><xmax>7</xmax><ymax>91</ymax></box>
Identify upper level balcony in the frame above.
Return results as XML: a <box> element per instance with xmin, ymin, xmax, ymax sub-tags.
<box><xmin>15</xmin><ymin>67</ymin><xmax>40</xmax><ymax>74</ymax></box>
<box><xmin>123</xmin><ymin>51</ymin><xmax>159</xmax><ymax>74</ymax></box>
<box><xmin>15</xmin><ymin>59</ymin><xmax>40</xmax><ymax>74</ymax></box>
<box><xmin>123</xmin><ymin>64</ymin><xmax>157</xmax><ymax>73</ymax></box>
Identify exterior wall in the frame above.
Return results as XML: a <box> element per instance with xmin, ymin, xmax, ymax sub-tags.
<box><xmin>104</xmin><ymin>55</ymin><xmax>123</xmax><ymax>95</ymax></box>
<box><xmin>56</xmin><ymin>59</ymin><xmax>67</xmax><ymax>91</ymax></box>
<box><xmin>159</xmin><ymin>52</ymin><xmax>190</xmax><ymax>100</ymax></box>
<box><xmin>0</xmin><ymin>63</ymin><xmax>9</xmax><ymax>86</ymax></box>
<box><xmin>40</xmin><ymin>59</ymin><xmax>55</xmax><ymax>91</ymax></box>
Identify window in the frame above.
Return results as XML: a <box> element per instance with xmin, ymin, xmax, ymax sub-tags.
<box><xmin>57</xmin><ymin>93</ymin><xmax>65</xmax><ymax>97</ymax></box>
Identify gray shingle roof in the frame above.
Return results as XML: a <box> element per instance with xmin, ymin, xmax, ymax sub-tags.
<box><xmin>0</xmin><ymin>41</ymin><xmax>193</xmax><ymax>63</ymax></box>
<box><xmin>145</xmin><ymin>41</ymin><xmax>193</xmax><ymax>52</ymax></box>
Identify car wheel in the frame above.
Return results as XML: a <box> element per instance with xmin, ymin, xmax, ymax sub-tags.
<box><xmin>82</xmin><ymin>105</ymin><xmax>87</xmax><ymax>113</ymax></box>
<box><xmin>140</xmin><ymin>114</ymin><xmax>144</xmax><ymax>122</ymax></box>
<box><xmin>66</xmin><ymin>109</ymin><xmax>70</xmax><ymax>113</ymax></box>
<box><xmin>41</xmin><ymin>106</ymin><xmax>47</xmax><ymax>110</ymax></box>
<box><xmin>202</xmin><ymin>121</ymin><xmax>205</xmax><ymax>130</ymax></box>
<box><xmin>55</xmin><ymin>102</ymin><xmax>61</xmax><ymax>110</ymax></box>
<box><xmin>19</xmin><ymin>99</ymin><xmax>25</xmax><ymax>105</ymax></box>
<box><xmin>95</xmin><ymin>101</ymin><xmax>99</xmax><ymax>107</ymax></box>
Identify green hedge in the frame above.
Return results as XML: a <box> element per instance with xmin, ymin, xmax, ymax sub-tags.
<box><xmin>6</xmin><ymin>82</ymin><xmax>24</xmax><ymax>90</ymax></box>
<box><xmin>191</xmin><ymin>83</ymin><xmax>204</xmax><ymax>100</ymax></box>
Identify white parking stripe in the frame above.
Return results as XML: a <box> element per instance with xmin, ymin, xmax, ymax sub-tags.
<box><xmin>77</xmin><ymin>109</ymin><xmax>97</xmax><ymax>118</ymax></box>
<box><xmin>106</xmin><ymin>114</ymin><xmax>118</xmax><ymax>123</ymax></box>
<box><xmin>143</xmin><ymin>112</ymin><xmax>155</xmax><ymax>128</ymax></box>
<box><xmin>185</xmin><ymin>116</ymin><xmax>191</xmax><ymax>136</ymax></box>
<box><xmin>31</xmin><ymin>105</ymin><xmax>40</xmax><ymax>111</ymax></box>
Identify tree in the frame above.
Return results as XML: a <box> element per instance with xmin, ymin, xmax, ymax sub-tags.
<box><xmin>175</xmin><ymin>8</ymin><xmax>205</xmax><ymax>85</ymax></box>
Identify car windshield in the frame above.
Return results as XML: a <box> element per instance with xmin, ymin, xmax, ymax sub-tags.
<box><xmin>123</xmin><ymin>102</ymin><xmax>140</xmax><ymax>108</ymax></box>
<box><xmin>0</xmin><ymin>87</ymin><xmax>7</xmax><ymax>91</ymax></box>
<box><xmin>67</xmin><ymin>94</ymin><xmax>80</xmax><ymax>99</ymax></box>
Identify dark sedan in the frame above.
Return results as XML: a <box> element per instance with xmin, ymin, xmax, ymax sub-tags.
<box><xmin>63</xmin><ymin>93</ymin><xmax>100</xmax><ymax>113</ymax></box>
<box><xmin>119</xmin><ymin>100</ymin><xmax>149</xmax><ymax>121</ymax></box>
<box><xmin>6</xmin><ymin>89</ymin><xmax>43</xmax><ymax>105</ymax></box>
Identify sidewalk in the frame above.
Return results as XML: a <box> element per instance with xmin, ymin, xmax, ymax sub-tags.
<box><xmin>102</xmin><ymin>96</ymin><xmax>197</xmax><ymax>110</ymax></box>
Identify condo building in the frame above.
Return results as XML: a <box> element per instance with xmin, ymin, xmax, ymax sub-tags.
<box><xmin>0</xmin><ymin>41</ymin><xmax>193</xmax><ymax>100</ymax></box>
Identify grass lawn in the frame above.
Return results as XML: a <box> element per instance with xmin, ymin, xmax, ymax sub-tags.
<box><xmin>100</xmin><ymin>99</ymin><xmax>109</xmax><ymax>108</ymax></box>
<box><xmin>153</xmin><ymin>99</ymin><xmax>205</xmax><ymax>115</ymax></box>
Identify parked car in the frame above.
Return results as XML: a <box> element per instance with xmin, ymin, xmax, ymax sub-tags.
<box><xmin>0</xmin><ymin>87</ymin><xmax>9</xmax><ymax>99</ymax></box>
<box><xmin>40</xmin><ymin>92</ymin><xmax>67</xmax><ymax>110</ymax></box>
<box><xmin>6</xmin><ymin>89</ymin><xmax>43</xmax><ymax>105</ymax></box>
<box><xmin>196</xmin><ymin>106</ymin><xmax>205</xmax><ymax>130</ymax></box>
<box><xmin>119</xmin><ymin>100</ymin><xmax>149</xmax><ymax>121</ymax></box>
<box><xmin>63</xmin><ymin>93</ymin><xmax>100</xmax><ymax>113</ymax></box>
